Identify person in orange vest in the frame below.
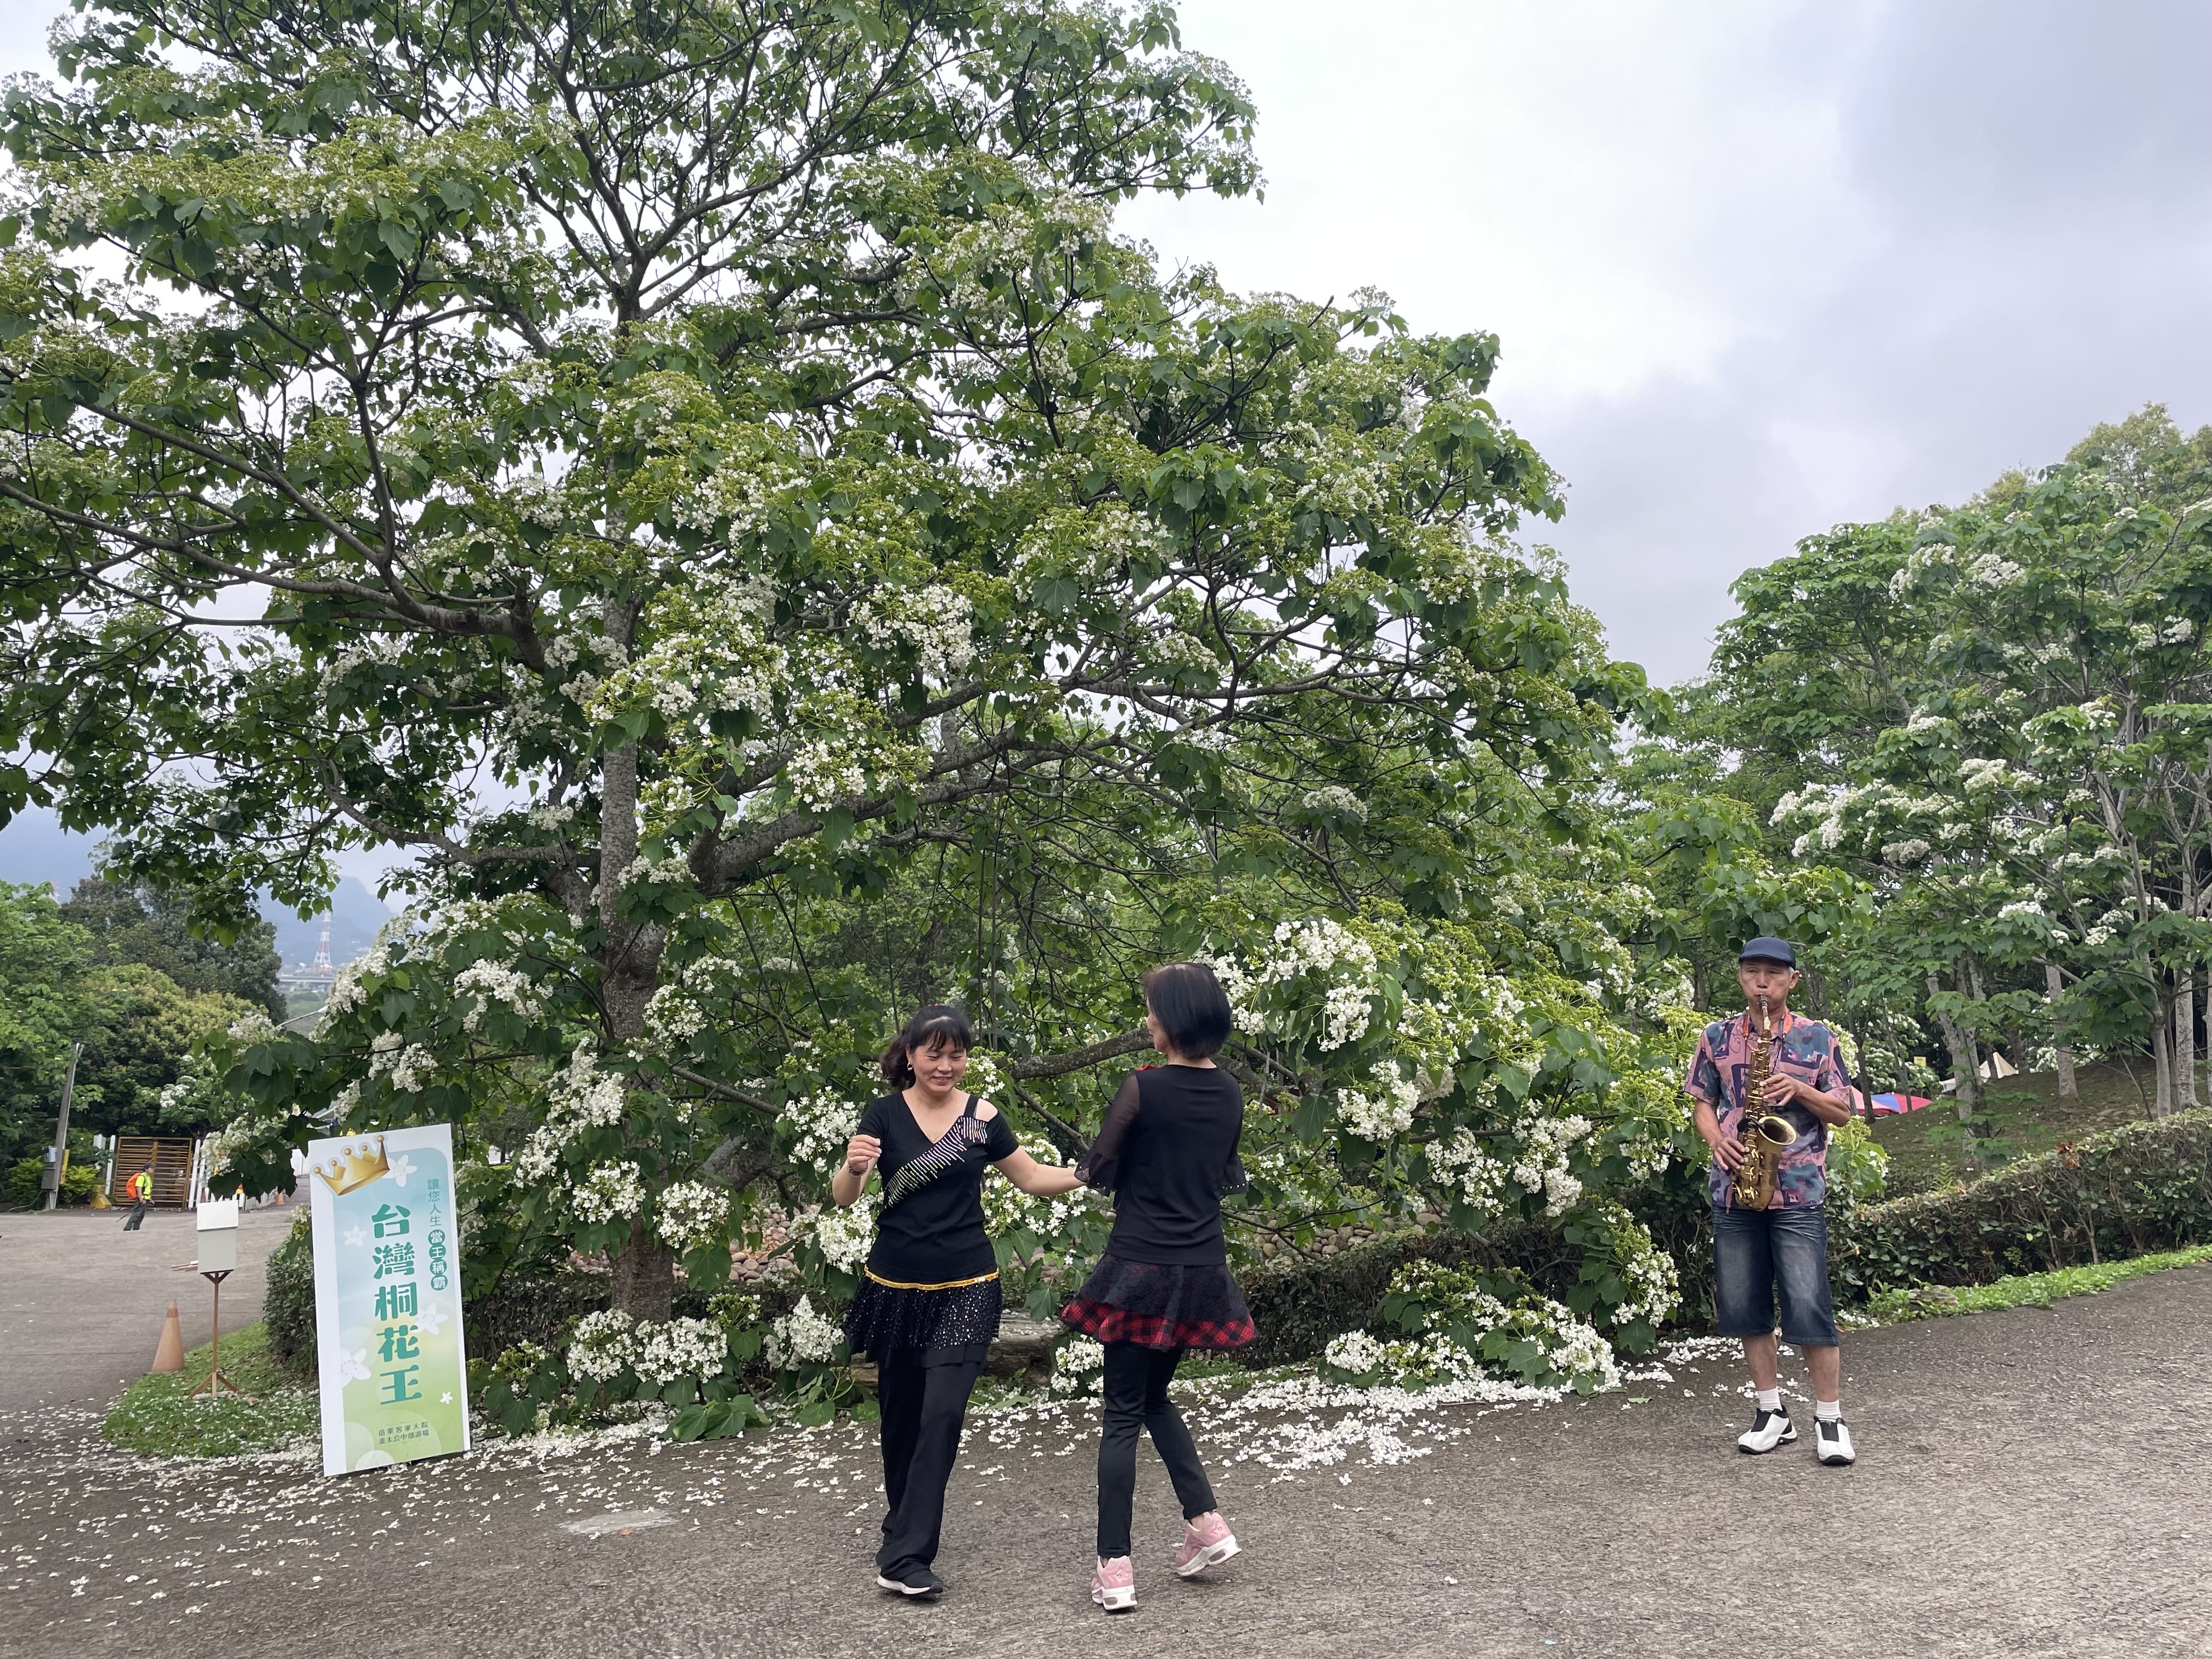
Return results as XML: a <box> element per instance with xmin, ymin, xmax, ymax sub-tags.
<box><xmin>122</xmin><ymin>1168</ymin><xmax>153</xmax><ymax>1230</ymax></box>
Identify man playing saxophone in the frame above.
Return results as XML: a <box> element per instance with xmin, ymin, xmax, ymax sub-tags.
<box><xmin>1684</xmin><ymin>938</ymin><xmax>1859</xmax><ymax>1465</ymax></box>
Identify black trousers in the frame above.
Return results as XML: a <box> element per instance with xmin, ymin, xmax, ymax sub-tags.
<box><xmin>123</xmin><ymin>1200</ymin><xmax>148</xmax><ymax>1231</ymax></box>
<box><xmin>874</xmin><ymin>1351</ymin><xmax>983</xmax><ymax>1576</ymax></box>
<box><xmin>1096</xmin><ymin>1340</ymin><xmax>1216</xmax><ymax>1558</ymax></box>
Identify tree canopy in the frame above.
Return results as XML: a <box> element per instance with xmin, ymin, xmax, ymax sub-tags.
<box><xmin>0</xmin><ymin>0</ymin><xmax>1708</xmax><ymax>1322</ymax></box>
<box><xmin>1693</xmin><ymin>406</ymin><xmax>2212</xmax><ymax>1124</ymax></box>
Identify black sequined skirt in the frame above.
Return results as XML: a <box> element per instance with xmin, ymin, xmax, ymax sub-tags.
<box><xmin>843</xmin><ymin>1269</ymin><xmax>1003</xmax><ymax>1365</ymax></box>
<box><xmin>1061</xmin><ymin>1253</ymin><xmax>1257</xmax><ymax>1351</ymax></box>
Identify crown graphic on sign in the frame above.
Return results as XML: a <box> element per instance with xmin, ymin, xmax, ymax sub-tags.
<box><xmin>310</xmin><ymin>1136</ymin><xmax>390</xmax><ymax>1196</ymax></box>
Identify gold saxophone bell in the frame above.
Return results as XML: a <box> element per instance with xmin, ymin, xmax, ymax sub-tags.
<box><xmin>1746</xmin><ymin>1114</ymin><xmax>1796</xmax><ymax>1148</ymax></box>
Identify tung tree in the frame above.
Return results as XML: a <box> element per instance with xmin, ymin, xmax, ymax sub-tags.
<box><xmin>1</xmin><ymin>1</ymin><xmax>1673</xmax><ymax>1322</ymax></box>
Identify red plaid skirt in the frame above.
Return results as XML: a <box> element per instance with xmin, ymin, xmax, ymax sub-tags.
<box><xmin>1060</xmin><ymin>1254</ymin><xmax>1257</xmax><ymax>1352</ymax></box>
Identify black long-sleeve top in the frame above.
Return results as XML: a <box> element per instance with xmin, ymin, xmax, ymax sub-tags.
<box><xmin>1076</xmin><ymin>1064</ymin><xmax>1248</xmax><ymax>1265</ymax></box>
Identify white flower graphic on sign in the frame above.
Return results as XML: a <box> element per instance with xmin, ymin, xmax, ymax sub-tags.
<box><xmin>415</xmin><ymin>1301</ymin><xmax>447</xmax><ymax>1337</ymax></box>
<box><xmin>335</xmin><ymin>1347</ymin><xmax>371</xmax><ymax>1384</ymax></box>
<box><xmin>387</xmin><ymin>1152</ymin><xmax>419</xmax><ymax>1188</ymax></box>
<box><xmin>341</xmin><ymin>1225</ymin><xmax>367</xmax><ymax>1250</ymax></box>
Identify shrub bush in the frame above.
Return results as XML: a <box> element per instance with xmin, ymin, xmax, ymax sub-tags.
<box><xmin>1832</xmin><ymin>1108</ymin><xmax>2212</xmax><ymax>1296</ymax></box>
<box><xmin>261</xmin><ymin>1211</ymin><xmax>317</xmax><ymax>1378</ymax></box>
<box><xmin>1237</xmin><ymin>1219</ymin><xmax>1565</xmax><ymax>1367</ymax></box>
<box><xmin>4</xmin><ymin>1157</ymin><xmax>99</xmax><ymax>1209</ymax></box>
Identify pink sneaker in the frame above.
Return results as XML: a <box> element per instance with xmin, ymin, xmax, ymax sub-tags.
<box><xmin>1173</xmin><ymin>1511</ymin><xmax>1240</xmax><ymax>1578</ymax></box>
<box><xmin>1091</xmin><ymin>1555</ymin><xmax>1136</xmax><ymax>1612</ymax></box>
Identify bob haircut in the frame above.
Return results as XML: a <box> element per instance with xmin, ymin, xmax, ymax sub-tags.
<box><xmin>879</xmin><ymin>1003</ymin><xmax>974</xmax><ymax>1088</ymax></box>
<box><xmin>1141</xmin><ymin>962</ymin><xmax>1233</xmax><ymax>1060</ymax></box>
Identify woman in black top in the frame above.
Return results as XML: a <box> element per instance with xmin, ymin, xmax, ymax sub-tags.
<box><xmin>831</xmin><ymin>1004</ymin><xmax>1081</xmax><ymax>1600</ymax></box>
<box><xmin>1063</xmin><ymin>963</ymin><xmax>1255</xmax><ymax>1613</ymax></box>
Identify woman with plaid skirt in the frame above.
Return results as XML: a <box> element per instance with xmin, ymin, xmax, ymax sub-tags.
<box><xmin>1062</xmin><ymin>962</ymin><xmax>1256</xmax><ymax>1612</ymax></box>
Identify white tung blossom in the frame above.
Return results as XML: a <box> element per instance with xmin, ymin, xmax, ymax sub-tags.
<box><xmin>801</xmin><ymin>1199</ymin><xmax>875</xmax><ymax>1273</ymax></box>
<box><xmin>1339</xmin><ymin>1070</ymin><xmax>1420</xmax><ymax>1142</ymax></box>
<box><xmin>654</xmin><ymin>1180</ymin><xmax>731</xmax><ymax>1252</ymax></box>
<box><xmin>514</xmin><ymin>1041</ymin><xmax>631</xmax><ymax>1183</ymax></box>
<box><xmin>766</xmin><ymin>1295</ymin><xmax>842</xmax><ymax>1368</ymax></box>
<box><xmin>571</xmin><ymin>1160</ymin><xmax>646</xmax><ymax>1225</ymax></box>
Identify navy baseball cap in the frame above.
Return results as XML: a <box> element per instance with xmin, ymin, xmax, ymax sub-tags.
<box><xmin>1738</xmin><ymin>936</ymin><xmax>1798</xmax><ymax>967</ymax></box>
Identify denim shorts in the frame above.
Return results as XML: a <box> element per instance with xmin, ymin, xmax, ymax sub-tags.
<box><xmin>1711</xmin><ymin>1204</ymin><xmax>1839</xmax><ymax>1347</ymax></box>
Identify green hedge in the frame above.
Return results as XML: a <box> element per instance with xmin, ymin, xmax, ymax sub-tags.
<box><xmin>1833</xmin><ymin>1107</ymin><xmax>2212</xmax><ymax>1297</ymax></box>
<box><xmin>1234</xmin><ymin>1218</ymin><xmax>1570</xmax><ymax>1367</ymax></box>
<box><xmin>262</xmin><ymin>1212</ymin><xmax>317</xmax><ymax>1377</ymax></box>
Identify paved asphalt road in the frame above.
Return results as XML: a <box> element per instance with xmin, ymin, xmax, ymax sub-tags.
<box><xmin>2</xmin><ymin>1251</ymin><xmax>2207</xmax><ymax>1658</ymax></box>
<box><xmin>0</xmin><ymin>1205</ymin><xmax>295</xmax><ymax>1409</ymax></box>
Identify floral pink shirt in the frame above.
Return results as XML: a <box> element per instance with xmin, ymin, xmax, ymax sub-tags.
<box><xmin>1684</xmin><ymin>1009</ymin><xmax>1846</xmax><ymax>1209</ymax></box>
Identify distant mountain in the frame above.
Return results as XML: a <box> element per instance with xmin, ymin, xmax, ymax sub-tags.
<box><xmin>1</xmin><ymin>805</ymin><xmax>396</xmax><ymax>968</ymax></box>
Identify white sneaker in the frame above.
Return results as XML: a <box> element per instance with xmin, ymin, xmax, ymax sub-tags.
<box><xmin>1736</xmin><ymin>1408</ymin><xmax>1797</xmax><ymax>1454</ymax></box>
<box><xmin>1815</xmin><ymin>1417</ymin><xmax>1856</xmax><ymax>1465</ymax></box>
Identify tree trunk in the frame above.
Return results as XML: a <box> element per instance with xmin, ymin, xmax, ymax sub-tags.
<box><xmin>1928</xmin><ymin>970</ymin><xmax>1981</xmax><ymax>1172</ymax></box>
<box><xmin>2177</xmin><ymin>975</ymin><xmax>2200</xmax><ymax>1110</ymax></box>
<box><xmin>610</xmin><ymin>1217</ymin><xmax>675</xmax><ymax>1324</ymax></box>
<box><xmin>2151</xmin><ymin>983</ymin><xmax>2173</xmax><ymax>1119</ymax></box>
<box><xmin>2045</xmin><ymin>961</ymin><xmax>2077</xmax><ymax>1103</ymax></box>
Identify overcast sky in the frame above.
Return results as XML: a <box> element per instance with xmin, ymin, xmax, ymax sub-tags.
<box><xmin>5</xmin><ymin>1</ymin><xmax>2209</xmax><ymax>887</ymax></box>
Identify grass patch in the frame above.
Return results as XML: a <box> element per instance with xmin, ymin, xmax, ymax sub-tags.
<box><xmin>1872</xmin><ymin>1060</ymin><xmax>2164</xmax><ymax>1197</ymax></box>
<box><xmin>102</xmin><ymin>1321</ymin><xmax>320</xmax><ymax>1459</ymax></box>
<box><xmin>1866</xmin><ymin>1244</ymin><xmax>2212</xmax><ymax>1324</ymax></box>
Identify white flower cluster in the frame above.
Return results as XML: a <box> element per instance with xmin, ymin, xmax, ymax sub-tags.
<box><xmin>783</xmin><ymin>735</ymin><xmax>872</xmax><ymax>811</ymax></box>
<box><xmin>1210</xmin><ymin>918</ymin><xmax>1379</xmax><ymax>1051</ymax></box>
<box><xmin>571</xmin><ymin>1160</ymin><xmax>646</xmax><ymax>1226</ymax></box>
<box><xmin>654</xmin><ymin>1180</ymin><xmax>731</xmax><ymax>1252</ymax></box>
<box><xmin>1301</xmin><ymin>785</ymin><xmax>1368</xmax><ymax>824</ymax></box>
<box><xmin>323</xmin><ymin>938</ymin><xmax>396</xmax><ymax>1018</ymax></box>
<box><xmin>453</xmin><ymin>960</ymin><xmax>545</xmax><ymax>1033</ymax></box>
<box><xmin>513</xmin><ymin>1041</ymin><xmax>631</xmax><ymax>1183</ymax></box>
<box><xmin>1880</xmin><ymin>839</ymin><xmax>1932</xmax><ymax>866</ymax></box>
<box><xmin>1425</xmin><ymin>1127</ymin><xmax>1509</xmax><ymax>1215</ymax></box>
<box><xmin>1322</xmin><ymin>1329</ymin><xmax>1390</xmax><ymax>1376</ymax></box>
<box><xmin>1963</xmin><ymin>551</ymin><xmax>2024</xmax><ymax>588</ymax></box>
<box><xmin>1325</xmin><ymin>1266</ymin><xmax>1622</xmax><ymax>1395</ymax></box>
<box><xmin>1049</xmin><ymin>1336</ymin><xmax>1106</xmax><ymax>1398</ymax></box>
<box><xmin>629</xmin><ymin>1317</ymin><xmax>729</xmax><ymax>1386</ymax></box>
<box><xmin>565</xmin><ymin>1310</ymin><xmax>728</xmax><ymax>1386</ymax></box>
<box><xmin>619</xmin><ymin>853</ymin><xmax>693</xmax><ymax>890</ymax></box>
<box><xmin>780</xmin><ymin>1090</ymin><xmax>861</xmax><ymax>1175</ymax></box>
<box><xmin>853</xmin><ymin>584</ymin><xmax>975</xmax><ymax>682</ymax></box>
<box><xmin>981</xmin><ymin>1132</ymin><xmax>1082</xmax><ymax>1238</ymax></box>
<box><xmin>1510</xmin><ymin>1114</ymin><xmax>1593</xmax><ymax>1218</ymax></box>
<box><xmin>1585</xmin><ymin>1202</ymin><xmax>1681</xmax><ymax>1327</ymax></box>
<box><xmin>566</xmin><ymin>1310</ymin><xmax>638</xmax><ymax>1382</ymax></box>
<box><xmin>368</xmin><ymin>1031</ymin><xmax>437</xmax><ymax>1095</ymax></box>
<box><xmin>202</xmin><ymin>1117</ymin><xmax>258</xmax><ymax>1180</ymax></box>
<box><xmin>800</xmin><ymin>1199</ymin><xmax>875</xmax><ymax>1273</ymax></box>
<box><xmin>766</xmin><ymin>1295</ymin><xmax>842</xmax><ymax>1369</ymax></box>
<box><xmin>1338</xmin><ymin>1069</ymin><xmax>1420</xmax><ymax>1142</ymax></box>
<box><xmin>585</xmin><ymin>572</ymin><xmax>789</xmax><ymax>745</ymax></box>
<box><xmin>226</xmin><ymin>1009</ymin><xmax>279</xmax><ymax>1045</ymax></box>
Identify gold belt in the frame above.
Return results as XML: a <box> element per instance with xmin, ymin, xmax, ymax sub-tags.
<box><xmin>864</xmin><ymin>1267</ymin><xmax>1000</xmax><ymax>1291</ymax></box>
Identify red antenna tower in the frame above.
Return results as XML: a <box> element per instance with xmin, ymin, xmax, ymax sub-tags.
<box><xmin>311</xmin><ymin>917</ymin><xmax>332</xmax><ymax>976</ymax></box>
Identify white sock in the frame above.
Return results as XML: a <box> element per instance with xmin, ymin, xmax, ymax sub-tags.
<box><xmin>1815</xmin><ymin>1399</ymin><xmax>1842</xmax><ymax>1422</ymax></box>
<box><xmin>1756</xmin><ymin>1389</ymin><xmax>1781</xmax><ymax>1414</ymax></box>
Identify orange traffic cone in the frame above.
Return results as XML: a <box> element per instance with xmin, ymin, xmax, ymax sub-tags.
<box><xmin>151</xmin><ymin>1300</ymin><xmax>185</xmax><ymax>1374</ymax></box>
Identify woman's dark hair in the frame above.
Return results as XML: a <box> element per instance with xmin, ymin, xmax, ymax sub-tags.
<box><xmin>1141</xmin><ymin>962</ymin><xmax>1233</xmax><ymax>1060</ymax></box>
<box><xmin>879</xmin><ymin>1003</ymin><xmax>974</xmax><ymax>1088</ymax></box>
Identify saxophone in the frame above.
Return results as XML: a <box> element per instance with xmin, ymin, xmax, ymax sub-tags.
<box><xmin>1730</xmin><ymin>994</ymin><xmax>1798</xmax><ymax>1210</ymax></box>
